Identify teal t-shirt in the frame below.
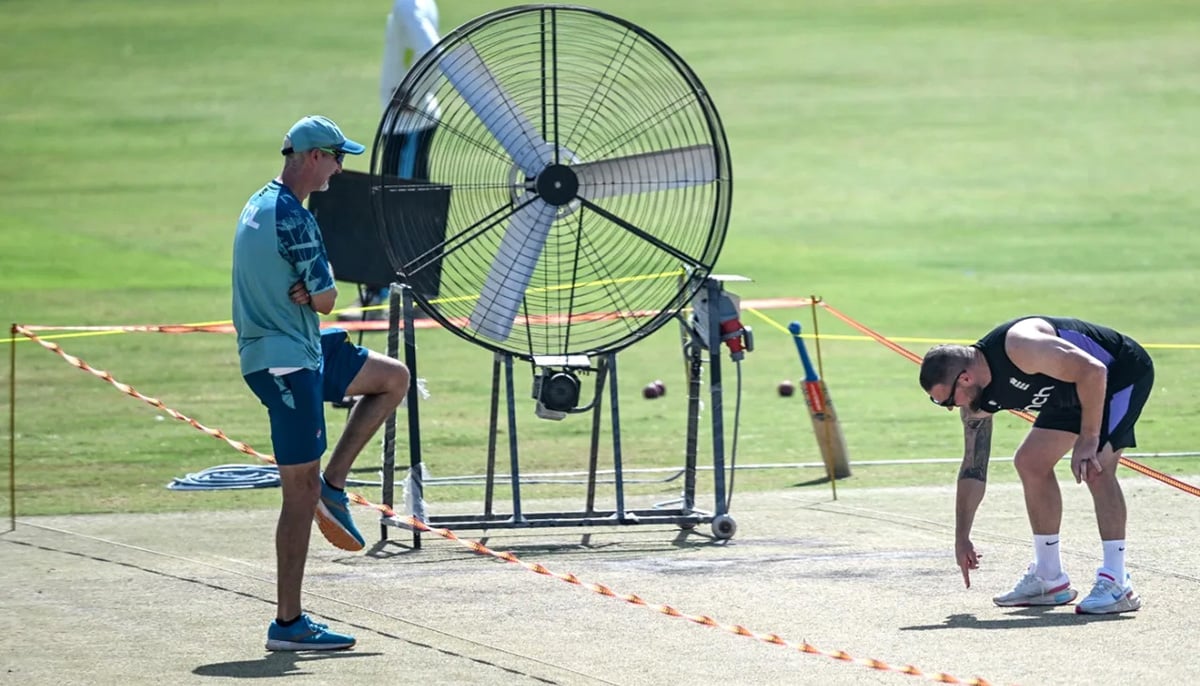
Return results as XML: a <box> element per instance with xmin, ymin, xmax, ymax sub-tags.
<box><xmin>232</xmin><ymin>180</ymin><xmax>335</xmax><ymax>375</ymax></box>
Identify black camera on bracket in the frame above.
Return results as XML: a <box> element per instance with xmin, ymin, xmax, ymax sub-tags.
<box><xmin>533</xmin><ymin>370</ymin><xmax>581</xmax><ymax>420</ymax></box>
<box><xmin>531</xmin><ymin>354</ymin><xmax>591</xmax><ymax>421</ymax></box>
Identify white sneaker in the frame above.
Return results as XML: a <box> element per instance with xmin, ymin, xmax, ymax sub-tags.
<box><xmin>1076</xmin><ymin>568</ymin><xmax>1141</xmax><ymax>614</ymax></box>
<box><xmin>993</xmin><ymin>563</ymin><xmax>1079</xmax><ymax>607</ymax></box>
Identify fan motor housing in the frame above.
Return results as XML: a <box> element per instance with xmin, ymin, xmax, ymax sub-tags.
<box><xmin>535</xmin><ymin>164</ymin><xmax>579</xmax><ymax>206</ymax></box>
<box><xmin>534</xmin><ymin>370</ymin><xmax>581</xmax><ymax>413</ymax></box>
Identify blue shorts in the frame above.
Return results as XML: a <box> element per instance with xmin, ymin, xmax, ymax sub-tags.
<box><xmin>243</xmin><ymin>329</ymin><xmax>369</xmax><ymax>465</ymax></box>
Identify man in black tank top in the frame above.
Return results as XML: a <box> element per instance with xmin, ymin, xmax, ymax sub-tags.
<box><xmin>919</xmin><ymin>316</ymin><xmax>1153</xmax><ymax>615</ymax></box>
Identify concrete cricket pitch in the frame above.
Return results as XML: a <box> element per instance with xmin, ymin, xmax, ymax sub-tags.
<box><xmin>2</xmin><ymin>475</ymin><xmax>1199</xmax><ymax>685</ymax></box>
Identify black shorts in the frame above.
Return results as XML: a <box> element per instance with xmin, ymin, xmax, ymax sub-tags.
<box><xmin>1033</xmin><ymin>366</ymin><xmax>1154</xmax><ymax>451</ymax></box>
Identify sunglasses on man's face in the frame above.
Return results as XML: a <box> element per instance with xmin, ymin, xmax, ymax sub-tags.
<box><xmin>280</xmin><ymin>146</ymin><xmax>346</xmax><ymax>164</ymax></box>
<box><xmin>931</xmin><ymin>370</ymin><xmax>965</xmax><ymax>408</ymax></box>
<box><xmin>317</xmin><ymin>147</ymin><xmax>346</xmax><ymax>164</ymax></box>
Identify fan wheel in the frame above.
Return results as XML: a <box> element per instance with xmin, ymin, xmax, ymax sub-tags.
<box><xmin>370</xmin><ymin>5</ymin><xmax>732</xmax><ymax>362</ymax></box>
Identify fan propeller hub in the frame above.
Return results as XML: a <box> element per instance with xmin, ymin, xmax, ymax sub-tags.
<box><xmin>535</xmin><ymin>163</ymin><xmax>579</xmax><ymax>206</ymax></box>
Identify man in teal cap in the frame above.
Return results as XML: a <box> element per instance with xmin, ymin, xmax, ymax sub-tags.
<box><xmin>232</xmin><ymin>115</ymin><xmax>411</xmax><ymax>650</ymax></box>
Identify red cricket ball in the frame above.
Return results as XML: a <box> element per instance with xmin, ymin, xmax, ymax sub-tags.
<box><xmin>778</xmin><ymin>380</ymin><xmax>796</xmax><ymax>397</ymax></box>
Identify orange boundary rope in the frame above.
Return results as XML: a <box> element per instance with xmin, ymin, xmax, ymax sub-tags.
<box><xmin>12</xmin><ymin>325</ymin><xmax>275</xmax><ymax>464</ymax></box>
<box><xmin>15</xmin><ymin>297</ymin><xmax>814</xmax><ymax>338</ymax></box>
<box><xmin>12</xmin><ymin>323</ymin><xmax>999</xmax><ymax>686</ymax></box>
<box><xmin>817</xmin><ymin>302</ymin><xmax>1200</xmax><ymax>498</ymax></box>
<box><xmin>354</xmin><ymin>495</ymin><xmax>994</xmax><ymax>686</ymax></box>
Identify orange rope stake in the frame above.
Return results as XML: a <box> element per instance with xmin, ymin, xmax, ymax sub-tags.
<box><xmin>818</xmin><ymin>302</ymin><xmax>1200</xmax><ymax>498</ymax></box>
<box><xmin>13</xmin><ymin>321</ymin><xmax>1001</xmax><ymax>685</ymax></box>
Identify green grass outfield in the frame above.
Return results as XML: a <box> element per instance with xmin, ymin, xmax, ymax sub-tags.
<box><xmin>3</xmin><ymin>0</ymin><xmax>1200</xmax><ymax>516</ymax></box>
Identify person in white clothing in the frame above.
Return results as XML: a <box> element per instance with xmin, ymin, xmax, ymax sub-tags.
<box><xmin>342</xmin><ymin>0</ymin><xmax>443</xmax><ymax>321</ymax></box>
<box><xmin>380</xmin><ymin>0</ymin><xmax>441</xmax><ymax>143</ymax></box>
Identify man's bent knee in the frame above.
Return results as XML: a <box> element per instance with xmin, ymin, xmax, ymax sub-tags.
<box><xmin>345</xmin><ymin>352</ymin><xmax>409</xmax><ymax>398</ymax></box>
<box><xmin>1014</xmin><ymin>428</ymin><xmax>1075</xmax><ymax>478</ymax></box>
<box><xmin>1013</xmin><ymin>450</ymin><xmax>1059</xmax><ymax>479</ymax></box>
<box><xmin>1097</xmin><ymin>445</ymin><xmax>1122</xmax><ymax>470</ymax></box>
<box><xmin>1088</xmin><ymin>447</ymin><xmax>1123</xmax><ymax>486</ymax></box>
<box><xmin>394</xmin><ymin>365</ymin><xmax>410</xmax><ymax>397</ymax></box>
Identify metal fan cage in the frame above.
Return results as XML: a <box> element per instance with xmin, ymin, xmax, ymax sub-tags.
<box><xmin>371</xmin><ymin>4</ymin><xmax>731</xmax><ymax>361</ymax></box>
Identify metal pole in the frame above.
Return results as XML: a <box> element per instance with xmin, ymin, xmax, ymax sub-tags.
<box><xmin>503</xmin><ymin>354</ymin><xmax>524</xmax><ymax>522</ymax></box>
<box><xmin>705</xmin><ymin>281</ymin><xmax>728</xmax><ymax>516</ymax></box>
<box><xmin>585</xmin><ymin>357</ymin><xmax>608</xmax><ymax>515</ymax></box>
<box><xmin>8</xmin><ymin>324</ymin><xmax>16</xmax><ymax>532</ymax></box>
<box><xmin>484</xmin><ymin>353</ymin><xmax>501</xmax><ymax>517</ymax></box>
<box><xmin>402</xmin><ymin>286</ymin><xmax>423</xmax><ymax>548</ymax></box>
<box><xmin>683</xmin><ymin>338</ymin><xmax>702</xmax><ymax>514</ymax></box>
<box><xmin>380</xmin><ymin>287</ymin><xmax>400</xmax><ymax>542</ymax></box>
<box><xmin>608</xmin><ymin>352</ymin><xmax>627</xmax><ymax>521</ymax></box>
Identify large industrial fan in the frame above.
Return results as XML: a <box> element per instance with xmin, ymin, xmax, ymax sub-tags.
<box><xmin>370</xmin><ymin>4</ymin><xmax>732</xmax><ymax>359</ymax></box>
<box><xmin>369</xmin><ymin>4</ymin><xmax>743</xmax><ymax>541</ymax></box>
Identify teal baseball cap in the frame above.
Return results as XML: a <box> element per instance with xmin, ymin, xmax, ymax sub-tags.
<box><xmin>280</xmin><ymin>115</ymin><xmax>366</xmax><ymax>155</ymax></box>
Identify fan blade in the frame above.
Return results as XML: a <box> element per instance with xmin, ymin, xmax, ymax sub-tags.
<box><xmin>574</xmin><ymin>144</ymin><xmax>716</xmax><ymax>200</ymax></box>
<box><xmin>439</xmin><ymin>44</ymin><xmax>550</xmax><ymax>176</ymax></box>
<box><xmin>469</xmin><ymin>199</ymin><xmax>558</xmax><ymax>341</ymax></box>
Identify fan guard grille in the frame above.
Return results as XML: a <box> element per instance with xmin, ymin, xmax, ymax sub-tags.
<box><xmin>371</xmin><ymin>5</ymin><xmax>732</xmax><ymax>361</ymax></box>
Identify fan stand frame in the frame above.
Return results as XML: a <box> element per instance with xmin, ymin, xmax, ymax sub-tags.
<box><xmin>375</xmin><ymin>277</ymin><xmax>739</xmax><ymax>544</ymax></box>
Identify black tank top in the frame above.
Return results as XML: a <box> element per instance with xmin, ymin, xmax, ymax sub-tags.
<box><xmin>972</xmin><ymin>316</ymin><xmax>1151</xmax><ymax>414</ymax></box>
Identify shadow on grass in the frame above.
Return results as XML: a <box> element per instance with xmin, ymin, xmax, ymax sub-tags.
<box><xmin>900</xmin><ymin>606</ymin><xmax>1134</xmax><ymax>631</ymax></box>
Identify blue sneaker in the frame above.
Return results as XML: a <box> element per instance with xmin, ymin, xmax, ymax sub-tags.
<box><xmin>316</xmin><ymin>475</ymin><xmax>365</xmax><ymax>551</ymax></box>
<box><xmin>266</xmin><ymin>613</ymin><xmax>355</xmax><ymax>651</ymax></box>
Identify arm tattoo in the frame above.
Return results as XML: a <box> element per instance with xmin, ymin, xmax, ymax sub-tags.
<box><xmin>958</xmin><ymin>415</ymin><xmax>993</xmax><ymax>482</ymax></box>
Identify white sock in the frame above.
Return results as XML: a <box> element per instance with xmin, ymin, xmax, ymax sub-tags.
<box><xmin>1033</xmin><ymin>534</ymin><xmax>1063</xmax><ymax>580</ymax></box>
<box><xmin>1102</xmin><ymin>540</ymin><xmax>1127</xmax><ymax>582</ymax></box>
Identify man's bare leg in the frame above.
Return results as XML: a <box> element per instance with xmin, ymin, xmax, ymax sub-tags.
<box><xmin>276</xmin><ymin>461</ymin><xmax>321</xmax><ymax>621</ymax></box>
<box><xmin>1084</xmin><ymin>445</ymin><xmax>1126</xmax><ymax>540</ymax></box>
<box><xmin>323</xmin><ymin>351</ymin><xmax>410</xmax><ymax>487</ymax></box>
<box><xmin>1076</xmin><ymin>444</ymin><xmax>1140</xmax><ymax>613</ymax></box>
<box><xmin>1084</xmin><ymin>444</ymin><xmax>1128</xmax><ymax>582</ymax></box>
<box><xmin>1013</xmin><ymin>428</ymin><xmax>1075</xmax><ymax>536</ymax></box>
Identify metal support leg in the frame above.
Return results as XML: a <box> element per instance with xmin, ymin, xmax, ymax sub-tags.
<box><xmin>402</xmin><ymin>285</ymin><xmax>425</xmax><ymax>548</ymax></box>
<box><xmin>484</xmin><ymin>353</ymin><xmax>502</xmax><ymax>517</ymax></box>
<box><xmin>607</xmin><ymin>352</ymin><xmax>627</xmax><ymax>522</ymax></box>
<box><xmin>585</xmin><ymin>357</ymin><xmax>608</xmax><ymax>515</ymax></box>
<box><xmin>704</xmin><ymin>280</ymin><xmax>728</xmax><ymax>517</ymax></box>
<box><xmin>683</xmin><ymin>340</ymin><xmax>702</xmax><ymax>514</ymax></box>
<box><xmin>380</xmin><ymin>285</ymin><xmax>401</xmax><ymax>542</ymax></box>
<box><xmin>503</xmin><ymin>354</ymin><xmax>525</xmax><ymax>523</ymax></box>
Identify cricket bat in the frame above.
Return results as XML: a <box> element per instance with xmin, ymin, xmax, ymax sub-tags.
<box><xmin>788</xmin><ymin>321</ymin><xmax>852</xmax><ymax>481</ymax></box>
